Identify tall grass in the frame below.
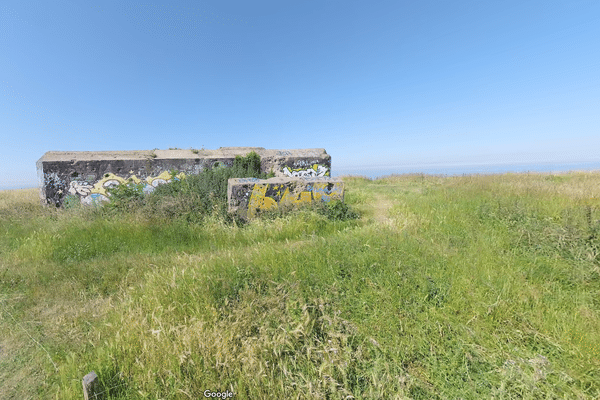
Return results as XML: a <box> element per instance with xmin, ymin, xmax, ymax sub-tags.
<box><xmin>1</xmin><ymin>172</ymin><xmax>599</xmax><ymax>399</ymax></box>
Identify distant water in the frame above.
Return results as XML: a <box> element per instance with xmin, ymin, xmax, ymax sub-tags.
<box><xmin>332</xmin><ymin>161</ymin><xmax>600</xmax><ymax>180</ymax></box>
<box><xmin>2</xmin><ymin>161</ymin><xmax>600</xmax><ymax>190</ymax></box>
<box><xmin>0</xmin><ymin>184</ymin><xmax>37</xmax><ymax>191</ymax></box>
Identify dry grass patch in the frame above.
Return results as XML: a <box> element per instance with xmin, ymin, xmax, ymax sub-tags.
<box><xmin>0</xmin><ymin>188</ymin><xmax>38</xmax><ymax>210</ymax></box>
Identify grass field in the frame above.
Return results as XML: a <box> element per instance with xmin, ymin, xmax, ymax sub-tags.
<box><xmin>1</xmin><ymin>172</ymin><xmax>599</xmax><ymax>399</ymax></box>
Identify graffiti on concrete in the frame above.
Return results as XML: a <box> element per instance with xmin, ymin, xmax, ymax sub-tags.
<box><xmin>44</xmin><ymin>172</ymin><xmax>66</xmax><ymax>190</ymax></box>
<box><xmin>70</xmin><ymin>171</ymin><xmax>186</xmax><ymax>205</ymax></box>
<box><xmin>37</xmin><ymin>148</ymin><xmax>332</xmax><ymax>206</ymax></box>
<box><xmin>246</xmin><ymin>181</ymin><xmax>342</xmax><ymax>218</ymax></box>
<box><xmin>81</xmin><ymin>193</ymin><xmax>110</xmax><ymax>206</ymax></box>
<box><xmin>282</xmin><ymin>164</ymin><xmax>330</xmax><ymax>178</ymax></box>
<box><xmin>236</xmin><ymin>178</ymin><xmax>261</xmax><ymax>183</ymax></box>
<box><xmin>309</xmin><ymin>182</ymin><xmax>344</xmax><ymax>202</ymax></box>
<box><xmin>68</xmin><ymin>181</ymin><xmax>93</xmax><ymax>196</ymax></box>
<box><xmin>42</xmin><ymin>172</ymin><xmax>68</xmax><ymax>205</ymax></box>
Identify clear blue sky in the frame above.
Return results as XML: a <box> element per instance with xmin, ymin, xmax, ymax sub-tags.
<box><xmin>1</xmin><ymin>0</ymin><xmax>599</xmax><ymax>189</ymax></box>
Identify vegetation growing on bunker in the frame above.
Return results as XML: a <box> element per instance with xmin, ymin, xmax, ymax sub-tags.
<box><xmin>102</xmin><ymin>151</ymin><xmax>358</xmax><ymax>224</ymax></box>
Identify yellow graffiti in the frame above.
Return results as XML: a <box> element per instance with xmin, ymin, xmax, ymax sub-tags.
<box><xmin>88</xmin><ymin>171</ymin><xmax>187</xmax><ymax>197</ymax></box>
<box><xmin>280</xmin><ymin>188</ymin><xmax>313</xmax><ymax>206</ymax></box>
<box><xmin>145</xmin><ymin>170</ymin><xmax>185</xmax><ymax>186</ymax></box>
<box><xmin>311</xmin><ymin>182</ymin><xmax>343</xmax><ymax>202</ymax></box>
<box><xmin>246</xmin><ymin>182</ymin><xmax>343</xmax><ymax>218</ymax></box>
<box><xmin>248</xmin><ymin>184</ymin><xmax>278</xmax><ymax>218</ymax></box>
<box><xmin>90</xmin><ymin>173</ymin><xmax>128</xmax><ymax>197</ymax></box>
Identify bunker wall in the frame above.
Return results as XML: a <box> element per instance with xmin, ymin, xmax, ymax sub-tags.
<box><xmin>228</xmin><ymin>176</ymin><xmax>344</xmax><ymax>219</ymax></box>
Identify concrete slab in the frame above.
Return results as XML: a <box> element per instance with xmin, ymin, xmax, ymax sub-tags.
<box><xmin>228</xmin><ymin>176</ymin><xmax>344</xmax><ymax>219</ymax></box>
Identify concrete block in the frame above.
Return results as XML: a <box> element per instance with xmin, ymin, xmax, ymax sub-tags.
<box><xmin>228</xmin><ymin>176</ymin><xmax>344</xmax><ymax>219</ymax></box>
<box><xmin>36</xmin><ymin>148</ymin><xmax>331</xmax><ymax>207</ymax></box>
<box><xmin>82</xmin><ymin>371</ymin><xmax>101</xmax><ymax>400</ymax></box>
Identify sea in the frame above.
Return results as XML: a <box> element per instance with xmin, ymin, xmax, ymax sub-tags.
<box><xmin>2</xmin><ymin>160</ymin><xmax>600</xmax><ymax>191</ymax></box>
<box><xmin>331</xmin><ymin>161</ymin><xmax>600</xmax><ymax>180</ymax></box>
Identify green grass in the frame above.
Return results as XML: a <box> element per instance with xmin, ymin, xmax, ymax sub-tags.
<box><xmin>1</xmin><ymin>172</ymin><xmax>599</xmax><ymax>399</ymax></box>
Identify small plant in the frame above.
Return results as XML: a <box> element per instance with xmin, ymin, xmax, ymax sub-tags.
<box><xmin>315</xmin><ymin>199</ymin><xmax>360</xmax><ymax>221</ymax></box>
<box><xmin>231</xmin><ymin>151</ymin><xmax>262</xmax><ymax>175</ymax></box>
<box><xmin>146</xmin><ymin>148</ymin><xmax>159</xmax><ymax>159</ymax></box>
<box><xmin>191</xmin><ymin>146</ymin><xmax>206</xmax><ymax>155</ymax></box>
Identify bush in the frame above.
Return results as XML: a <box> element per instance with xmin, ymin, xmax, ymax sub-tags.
<box><xmin>105</xmin><ymin>180</ymin><xmax>146</xmax><ymax>212</ymax></box>
<box><xmin>315</xmin><ymin>199</ymin><xmax>360</xmax><ymax>221</ymax></box>
<box><xmin>147</xmin><ymin>152</ymin><xmax>272</xmax><ymax>221</ymax></box>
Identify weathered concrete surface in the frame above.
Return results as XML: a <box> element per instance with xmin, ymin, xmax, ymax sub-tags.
<box><xmin>228</xmin><ymin>176</ymin><xmax>344</xmax><ymax>219</ymax></box>
<box><xmin>36</xmin><ymin>148</ymin><xmax>330</xmax><ymax>207</ymax></box>
<box><xmin>82</xmin><ymin>371</ymin><xmax>100</xmax><ymax>400</ymax></box>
